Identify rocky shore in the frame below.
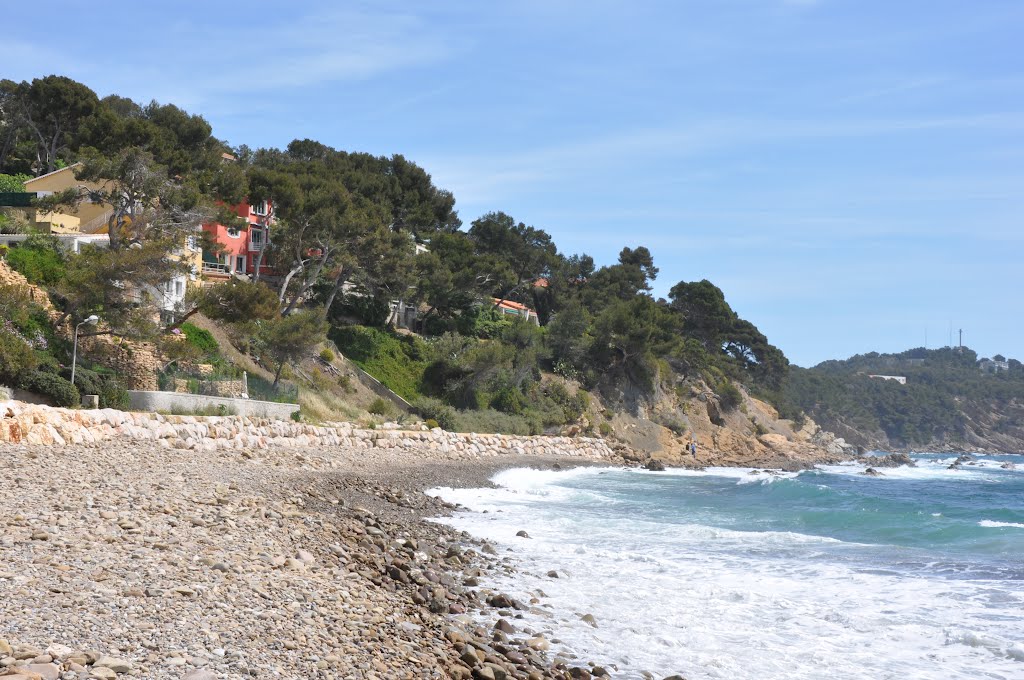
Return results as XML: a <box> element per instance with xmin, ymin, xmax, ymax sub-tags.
<box><xmin>2</xmin><ymin>399</ymin><xmax>854</xmax><ymax>679</ymax></box>
<box><xmin>0</xmin><ymin>424</ymin><xmax>644</xmax><ymax>680</ymax></box>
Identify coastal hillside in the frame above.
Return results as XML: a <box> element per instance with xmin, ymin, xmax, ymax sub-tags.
<box><xmin>1</xmin><ymin>75</ymin><xmax>840</xmax><ymax>460</ymax></box>
<box><xmin>781</xmin><ymin>346</ymin><xmax>1024</xmax><ymax>453</ymax></box>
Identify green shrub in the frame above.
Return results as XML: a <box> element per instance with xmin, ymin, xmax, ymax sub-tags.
<box><xmin>456</xmin><ymin>305</ymin><xmax>514</xmax><ymax>339</ymax></box>
<box><xmin>716</xmin><ymin>379</ymin><xmax>743</xmax><ymax>412</ymax></box>
<box><xmin>319</xmin><ymin>348</ymin><xmax>335</xmax><ymax>363</ymax></box>
<box><xmin>368</xmin><ymin>397</ymin><xmax>394</xmax><ymax>417</ymax></box>
<box><xmin>661</xmin><ymin>418</ymin><xmax>688</xmax><ymax>435</ymax></box>
<box><xmin>492</xmin><ymin>386</ymin><xmax>525</xmax><ymax>414</ymax></box>
<box><xmin>424</xmin><ymin>418</ymin><xmax>440</xmax><ymax>429</ymax></box>
<box><xmin>599</xmin><ymin>422</ymin><xmax>613</xmax><ymax>437</ymax></box>
<box><xmin>330</xmin><ymin>325</ymin><xmax>428</xmax><ymax>401</ymax></box>
<box><xmin>19</xmin><ymin>370</ymin><xmax>79</xmax><ymax>407</ymax></box>
<box><xmin>180</xmin><ymin>322</ymin><xmax>219</xmax><ymax>358</ymax></box>
<box><xmin>5</xmin><ymin>236</ymin><xmax>65</xmax><ymax>286</ymax></box>
<box><xmin>65</xmin><ymin>366</ymin><xmax>129</xmax><ymax>410</ymax></box>
<box><xmin>413</xmin><ymin>396</ymin><xmax>457</xmax><ymax>430</ymax></box>
<box><xmin>0</xmin><ymin>173</ymin><xmax>31</xmax><ymax>193</ymax></box>
<box><xmin>544</xmin><ymin>381</ymin><xmax>590</xmax><ymax>423</ymax></box>
<box><xmin>0</xmin><ymin>330</ymin><xmax>37</xmax><ymax>383</ymax></box>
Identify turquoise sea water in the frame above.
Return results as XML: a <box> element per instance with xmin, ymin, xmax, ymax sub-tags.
<box><xmin>431</xmin><ymin>454</ymin><xmax>1024</xmax><ymax>680</ymax></box>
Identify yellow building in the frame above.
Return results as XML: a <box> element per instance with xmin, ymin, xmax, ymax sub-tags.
<box><xmin>22</xmin><ymin>164</ymin><xmax>112</xmax><ymax>234</ymax></box>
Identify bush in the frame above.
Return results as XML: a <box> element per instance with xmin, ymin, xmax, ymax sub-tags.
<box><xmin>424</xmin><ymin>418</ymin><xmax>440</xmax><ymax>429</ymax></box>
<box><xmin>19</xmin><ymin>370</ymin><xmax>79</xmax><ymax>407</ymax></box>
<box><xmin>491</xmin><ymin>386</ymin><xmax>525</xmax><ymax>415</ymax></box>
<box><xmin>319</xmin><ymin>348</ymin><xmax>335</xmax><ymax>363</ymax></box>
<box><xmin>599</xmin><ymin>422</ymin><xmax>613</xmax><ymax>437</ymax></box>
<box><xmin>456</xmin><ymin>305</ymin><xmax>514</xmax><ymax>339</ymax></box>
<box><xmin>413</xmin><ymin>396</ymin><xmax>457</xmax><ymax>430</ymax></box>
<box><xmin>0</xmin><ymin>330</ymin><xmax>38</xmax><ymax>384</ymax></box>
<box><xmin>716</xmin><ymin>379</ymin><xmax>743</xmax><ymax>412</ymax></box>
<box><xmin>368</xmin><ymin>397</ymin><xmax>395</xmax><ymax>417</ymax></box>
<box><xmin>0</xmin><ymin>173</ymin><xmax>31</xmax><ymax>193</ymax></box>
<box><xmin>180</xmin><ymin>322</ymin><xmax>219</xmax><ymax>358</ymax></box>
<box><xmin>65</xmin><ymin>366</ymin><xmax>129</xmax><ymax>409</ymax></box>
<box><xmin>4</xmin><ymin>236</ymin><xmax>65</xmax><ymax>286</ymax></box>
<box><xmin>545</xmin><ymin>381</ymin><xmax>590</xmax><ymax>423</ymax></box>
<box><xmin>330</xmin><ymin>325</ymin><xmax>428</xmax><ymax>401</ymax></box>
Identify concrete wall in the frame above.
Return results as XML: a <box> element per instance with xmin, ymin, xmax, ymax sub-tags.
<box><xmin>128</xmin><ymin>391</ymin><xmax>298</xmax><ymax>420</ymax></box>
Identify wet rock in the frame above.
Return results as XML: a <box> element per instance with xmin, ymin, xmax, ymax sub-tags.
<box><xmin>494</xmin><ymin>619</ymin><xmax>515</xmax><ymax>634</ymax></box>
<box><xmin>861</xmin><ymin>467</ymin><xmax>883</xmax><ymax>477</ymax></box>
<box><xmin>515</xmin><ymin>530</ymin><xmax>530</xmax><ymax>539</ymax></box>
<box><xmin>486</xmin><ymin>593</ymin><xmax>516</xmax><ymax>609</ymax></box>
<box><xmin>860</xmin><ymin>453</ymin><xmax>916</xmax><ymax>468</ymax></box>
<box><xmin>645</xmin><ymin>460</ymin><xmax>666</xmax><ymax>472</ymax></box>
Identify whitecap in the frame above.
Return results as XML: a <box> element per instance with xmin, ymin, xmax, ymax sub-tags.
<box><xmin>978</xmin><ymin>520</ymin><xmax>1024</xmax><ymax>529</ymax></box>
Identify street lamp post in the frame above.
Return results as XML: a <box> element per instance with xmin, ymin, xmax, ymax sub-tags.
<box><xmin>71</xmin><ymin>315</ymin><xmax>99</xmax><ymax>389</ymax></box>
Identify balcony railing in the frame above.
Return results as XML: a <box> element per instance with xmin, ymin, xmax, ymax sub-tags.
<box><xmin>249</xmin><ymin>240</ymin><xmax>265</xmax><ymax>251</ymax></box>
<box><xmin>202</xmin><ymin>262</ymin><xmax>230</xmax><ymax>275</ymax></box>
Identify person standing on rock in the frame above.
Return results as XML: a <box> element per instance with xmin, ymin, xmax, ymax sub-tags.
<box><xmin>690</xmin><ymin>439</ymin><xmax>697</xmax><ymax>457</ymax></box>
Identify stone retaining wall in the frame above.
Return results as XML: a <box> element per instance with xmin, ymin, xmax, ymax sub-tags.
<box><xmin>0</xmin><ymin>400</ymin><xmax>616</xmax><ymax>460</ymax></box>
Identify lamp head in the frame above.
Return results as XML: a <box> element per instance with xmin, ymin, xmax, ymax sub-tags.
<box><xmin>85</xmin><ymin>315</ymin><xmax>99</xmax><ymax>325</ymax></box>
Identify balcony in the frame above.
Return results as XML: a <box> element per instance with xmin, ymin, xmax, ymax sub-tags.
<box><xmin>249</xmin><ymin>240</ymin><xmax>265</xmax><ymax>252</ymax></box>
<box><xmin>202</xmin><ymin>261</ymin><xmax>231</xmax><ymax>275</ymax></box>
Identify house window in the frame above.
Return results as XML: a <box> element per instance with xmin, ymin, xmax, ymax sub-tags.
<box><xmin>175</xmin><ymin>281</ymin><xmax>184</xmax><ymax>297</ymax></box>
<box><xmin>186</xmin><ymin>235</ymin><xmax>198</xmax><ymax>251</ymax></box>
<box><xmin>251</xmin><ymin>200</ymin><xmax>268</xmax><ymax>216</ymax></box>
<box><xmin>250</xmin><ymin>228</ymin><xmax>264</xmax><ymax>246</ymax></box>
<box><xmin>227</xmin><ymin>226</ymin><xmax>241</xmax><ymax>238</ymax></box>
<box><xmin>235</xmin><ymin>256</ymin><xmax>245</xmax><ymax>273</ymax></box>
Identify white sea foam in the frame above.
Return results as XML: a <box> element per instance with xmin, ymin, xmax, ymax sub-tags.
<box><xmin>979</xmin><ymin>520</ymin><xmax>1024</xmax><ymax>529</ymax></box>
<box><xmin>817</xmin><ymin>460</ymin><xmax>981</xmax><ymax>481</ymax></box>
<box><xmin>430</xmin><ymin>466</ymin><xmax>1024</xmax><ymax>680</ymax></box>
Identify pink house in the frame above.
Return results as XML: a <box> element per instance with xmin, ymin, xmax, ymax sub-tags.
<box><xmin>201</xmin><ymin>200</ymin><xmax>274</xmax><ymax>280</ymax></box>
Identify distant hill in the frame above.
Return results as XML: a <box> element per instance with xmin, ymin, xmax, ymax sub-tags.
<box><xmin>781</xmin><ymin>346</ymin><xmax>1024</xmax><ymax>453</ymax></box>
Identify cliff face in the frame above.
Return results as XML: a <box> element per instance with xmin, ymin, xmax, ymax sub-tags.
<box><xmin>818</xmin><ymin>399</ymin><xmax>1024</xmax><ymax>454</ymax></box>
<box><xmin>587</xmin><ymin>377</ymin><xmax>856</xmax><ymax>468</ymax></box>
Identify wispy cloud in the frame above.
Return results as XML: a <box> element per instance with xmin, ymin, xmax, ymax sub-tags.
<box><xmin>425</xmin><ymin>112</ymin><xmax>1024</xmax><ymax>207</ymax></box>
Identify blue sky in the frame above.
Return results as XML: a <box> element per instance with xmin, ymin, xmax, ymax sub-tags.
<box><xmin>8</xmin><ymin>1</ymin><xmax>1023</xmax><ymax>366</ymax></box>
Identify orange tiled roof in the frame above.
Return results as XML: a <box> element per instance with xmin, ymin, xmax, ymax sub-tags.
<box><xmin>493</xmin><ymin>298</ymin><xmax>533</xmax><ymax>313</ymax></box>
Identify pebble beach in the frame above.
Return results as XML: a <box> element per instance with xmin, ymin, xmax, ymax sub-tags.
<box><xmin>0</xmin><ymin>433</ymin><xmax>622</xmax><ymax>680</ymax></box>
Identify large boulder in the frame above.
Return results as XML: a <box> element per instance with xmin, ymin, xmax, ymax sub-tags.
<box><xmin>861</xmin><ymin>453</ymin><xmax>916</xmax><ymax>468</ymax></box>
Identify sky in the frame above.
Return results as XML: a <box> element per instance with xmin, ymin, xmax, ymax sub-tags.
<box><xmin>7</xmin><ymin>0</ymin><xmax>1023</xmax><ymax>366</ymax></box>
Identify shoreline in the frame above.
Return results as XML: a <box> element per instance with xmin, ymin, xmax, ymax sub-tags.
<box><xmin>0</xmin><ymin>438</ymin><xmax>622</xmax><ymax>679</ymax></box>
<box><xmin>0</xmin><ymin>413</ymin><xmax>852</xmax><ymax>679</ymax></box>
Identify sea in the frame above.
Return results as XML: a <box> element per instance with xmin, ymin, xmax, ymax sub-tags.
<box><xmin>428</xmin><ymin>453</ymin><xmax>1024</xmax><ymax>680</ymax></box>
